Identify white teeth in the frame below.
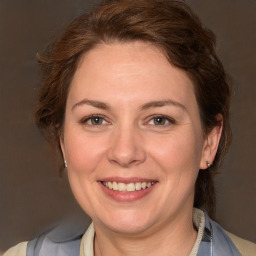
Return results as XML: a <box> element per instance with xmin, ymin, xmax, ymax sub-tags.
<box><xmin>102</xmin><ymin>181</ymin><xmax>155</xmax><ymax>192</ymax></box>
<box><xmin>107</xmin><ymin>181</ymin><xmax>113</xmax><ymax>189</ymax></box>
<box><xmin>135</xmin><ymin>182</ymin><xmax>142</xmax><ymax>190</ymax></box>
<box><xmin>147</xmin><ymin>182</ymin><xmax>152</xmax><ymax>188</ymax></box>
<box><xmin>141</xmin><ymin>182</ymin><xmax>147</xmax><ymax>189</ymax></box>
<box><xmin>113</xmin><ymin>181</ymin><xmax>118</xmax><ymax>190</ymax></box>
<box><xmin>127</xmin><ymin>183</ymin><xmax>135</xmax><ymax>192</ymax></box>
<box><xmin>118</xmin><ymin>183</ymin><xmax>126</xmax><ymax>192</ymax></box>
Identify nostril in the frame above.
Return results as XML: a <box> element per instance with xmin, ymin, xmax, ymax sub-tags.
<box><xmin>109</xmin><ymin>158</ymin><xmax>139</xmax><ymax>168</ymax></box>
<box><xmin>108</xmin><ymin>150</ymin><xmax>146</xmax><ymax>167</ymax></box>
<box><xmin>107</xmin><ymin>129</ymin><xmax>147</xmax><ymax>167</ymax></box>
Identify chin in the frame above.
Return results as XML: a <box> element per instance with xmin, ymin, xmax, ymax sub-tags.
<box><xmin>102</xmin><ymin>221</ymin><xmax>153</xmax><ymax>235</ymax></box>
<box><xmin>94</xmin><ymin>209</ymin><xmax>160</xmax><ymax>235</ymax></box>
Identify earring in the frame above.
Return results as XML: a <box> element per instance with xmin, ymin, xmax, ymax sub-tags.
<box><xmin>64</xmin><ymin>160</ymin><xmax>68</xmax><ymax>168</ymax></box>
<box><xmin>206</xmin><ymin>161</ymin><xmax>210</xmax><ymax>168</ymax></box>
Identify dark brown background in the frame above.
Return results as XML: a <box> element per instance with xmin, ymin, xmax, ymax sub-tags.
<box><xmin>0</xmin><ymin>0</ymin><xmax>255</xmax><ymax>252</ymax></box>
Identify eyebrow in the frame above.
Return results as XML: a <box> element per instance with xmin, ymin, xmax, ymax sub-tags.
<box><xmin>72</xmin><ymin>98</ymin><xmax>186</xmax><ymax>112</ymax></box>
<box><xmin>140</xmin><ymin>100</ymin><xmax>186</xmax><ymax>111</ymax></box>
<box><xmin>72</xmin><ymin>99</ymin><xmax>110</xmax><ymax>111</ymax></box>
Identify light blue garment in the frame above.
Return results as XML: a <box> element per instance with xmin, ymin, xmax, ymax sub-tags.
<box><xmin>197</xmin><ymin>211</ymin><xmax>241</xmax><ymax>255</ymax></box>
<box><xmin>27</xmin><ymin>211</ymin><xmax>241</xmax><ymax>256</ymax></box>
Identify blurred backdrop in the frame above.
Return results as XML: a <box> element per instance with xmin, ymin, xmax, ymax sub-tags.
<box><xmin>0</xmin><ymin>0</ymin><xmax>255</xmax><ymax>252</ymax></box>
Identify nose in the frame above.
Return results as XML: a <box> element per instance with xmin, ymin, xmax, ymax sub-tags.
<box><xmin>107</xmin><ymin>125</ymin><xmax>146</xmax><ymax>168</ymax></box>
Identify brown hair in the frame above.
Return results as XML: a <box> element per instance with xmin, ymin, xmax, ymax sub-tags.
<box><xmin>35</xmin><ymin>0</ymin><xmax>232</xmax><ymax>218</ymax></box>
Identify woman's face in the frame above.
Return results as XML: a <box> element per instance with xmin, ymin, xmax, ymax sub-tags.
<box><xmin>61</xmin><ymin>42</ymin><xmax>213</xmax><ymax>235</ymax></box>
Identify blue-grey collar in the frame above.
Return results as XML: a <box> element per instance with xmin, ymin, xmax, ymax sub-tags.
<box><xmin>27</xmin><ymin>210</ymin><xmax>242</xmax><ymax>256</ymax></box>
<box><xmin>197</xmin><ymin>211</ymin><xmax>241</xmax><ymax>256</ymax></box>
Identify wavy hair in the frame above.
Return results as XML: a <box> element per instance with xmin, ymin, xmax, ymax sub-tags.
<box><xmin>35</xmin><ymin>0</ymin><xmax>232</xmax><ymax>218</ymax></box>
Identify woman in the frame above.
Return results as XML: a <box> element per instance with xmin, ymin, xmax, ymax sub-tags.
<box><xmin>4</xmin><ymin>0</ymin><xmax>256</xmax><ymax>255</ymax></box>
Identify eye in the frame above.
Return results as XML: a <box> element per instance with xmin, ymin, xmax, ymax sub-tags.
<box><xmin>81</xmin><ymin>115</ymin><xmax>109</xmax><ymax>126</ymax></box>
<box><xmin>147</xmin><ymin>115</ymin><xmax>175</xmax><ymax>126</ymax></box>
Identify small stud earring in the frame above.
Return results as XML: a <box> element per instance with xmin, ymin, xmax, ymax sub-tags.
<box><xmin>64</xmin><ymin>160</ymin><xmax>68</xmax><ymax>168</ymax></box>
<box><xmin>206</xmin><ymin>161</ymin><xmax>210</xmax><ymax>168</ymax></box>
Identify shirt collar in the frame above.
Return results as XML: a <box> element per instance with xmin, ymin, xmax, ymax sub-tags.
<box><xmin>80</xmin><ymin>208</ymin><xmax>206</xmax><ymax>256</ymax></box>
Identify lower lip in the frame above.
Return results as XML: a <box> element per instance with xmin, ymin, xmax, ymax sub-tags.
<box><xmin>99</xmin><ymin>182</ymin><xmax>157</xmax><ymax>202</ymax></box>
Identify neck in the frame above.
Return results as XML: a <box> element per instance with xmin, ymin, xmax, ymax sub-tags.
<box><xmin>94</xmin><ymin>208</ymin><xmax>197</xmax><ymax>256</ymax></box>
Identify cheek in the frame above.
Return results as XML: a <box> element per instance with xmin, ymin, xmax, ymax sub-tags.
<box><xmin>146</xmin><ymin>128</ymin><xmax>203</xmax><ymax>193</ymax></box>
<box><xmin>148</xmin><ymin>131</ymin><xmax>202</xmax><ymax>169</ymax></box>
<box><xmin>140</xmin><ymin>130</ymin><xmax>202</xmax><ymax>212</ymax></box>
<box><xmin>64</xmin><ymin>129</ymin><xmax>109</xmax><ymax>176</ymax></box>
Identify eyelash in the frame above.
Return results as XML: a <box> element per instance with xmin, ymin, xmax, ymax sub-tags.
<box><xmin>80</xmin><ymin>114</ymin><xmax>110</xmax><ymax>126</ymax></box>
<box><xmin>80</xmin><ymin>114</ymin><xmax>176</xmax><ymax>127</ymax></box>
<box><xmin>146</xmin><ymin>115</ymin><xmax>176</xmax><ymax>126</ymax></box>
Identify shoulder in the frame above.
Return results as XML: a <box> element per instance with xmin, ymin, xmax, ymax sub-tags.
<box><xmin>3</xmin><ymin>242</ymin><xmax>27</xmax><ymax>256</ymax></box>
<box><xmin>226</xmin><ymin>231</ymin><xmax>256</xmax><ymax>256</ymax></box>
<box><xmin>202</xmin><ymin>210</ymin><xmax>256</xmax><ymax>256</ymax></box>
<box><xmin>2</xmin><ymin>221</ymin><xmax>91</xmax><ymax>256</ymax></box>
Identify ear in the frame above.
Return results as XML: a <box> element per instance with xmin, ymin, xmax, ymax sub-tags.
<box><xmin>200</xmin><ymin>115</ymin><xmax>223</xmax><ymax>169</ymax></box>
<box><xmin>60</xmin><ymin>136</ymin><xmax>66</xmax><ymax>161</ymax></box>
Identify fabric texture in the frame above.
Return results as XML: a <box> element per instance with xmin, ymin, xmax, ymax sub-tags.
<box><xmin>226</xmin><ymin>232</ymin><xmax>256</xmax><ymax>256</ymax></box>
<box><xmin>3</xmin><ymin>209</ymin><xmax>256</xmax><ymax>256</ymax></box>
<box><xmin>3</xmin><ymin>242</ymin><xmax>27</xmax><ymax>256</ymax></box>
<box><xmin>189</xmin><ymin>208</ymin><xmax>205</xmax><ymax>255</ymax></box>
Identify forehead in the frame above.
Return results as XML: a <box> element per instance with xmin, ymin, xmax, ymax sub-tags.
<box><xmin>68</xmin><ymin>42</ymin><xmax>197</xmax><ymax>110</ymax></box>
<box><xmin>77</xmin><ymin>42</ymin><xmax>170</xmax><ymax>78</ymax></box>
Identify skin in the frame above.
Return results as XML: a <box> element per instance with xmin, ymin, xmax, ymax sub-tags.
<box><xmin>60</xmin><ymin>42</ymin><xmax>222</xmax><ymax>256</ymax></box>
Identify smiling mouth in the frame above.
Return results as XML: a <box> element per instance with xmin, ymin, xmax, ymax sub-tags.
<box><xmin>101</xmin><ymin>181</ymin><xmax>157</xmax><ymax>192</ymax></box>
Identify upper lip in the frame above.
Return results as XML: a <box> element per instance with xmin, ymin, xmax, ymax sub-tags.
<box><xmin>99</xmin><ymin>177</ymin><xmax>158</xmax><ymax>184</ymax></box>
